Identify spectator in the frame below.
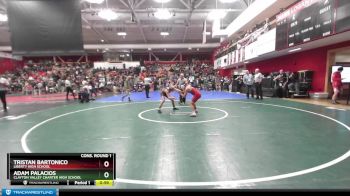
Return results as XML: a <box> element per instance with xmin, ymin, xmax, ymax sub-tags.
<box><xmin>254</xmin><ymin>68</ymin><xmax>264</xmax><ymax>100</ymax></box>
<box><xmin>143</xmin><ymin>74</ymin><xmax>152</xmax><ymax>98</ymax></box>
<box><xmin>243</xmin><ymin>70</ymin><xmax>254</xmax><ymax>99</ymax></box>
<box><xmin>235</xmin><ymin>75</ymin><xmax>243</xmax><ymax>93</ymax></box>
<box><xmin>286</xmin><ymin>72</ymin><xmax>299</xmax><ymax>97</ymax></box>
<box><xmin>65</xmin><ymin>77</ymin><xmax>76</xmax><ymax>100</ymax></box>
<box><xmin>331</xmin><ymin>67</ymin><xmax>343</xmax><ymax>104</ymax></box>
<box><xmin>0</xmin><ymin>76</ymin><xmax>9</xmax><ymax>112</ymax></box>
<box><xmin>273</xmin><ymin>69</ymin><xmax>286</xmax><ymax>98</ymax></box>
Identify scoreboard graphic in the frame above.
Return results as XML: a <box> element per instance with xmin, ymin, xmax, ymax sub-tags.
<box><xmin>7</xmin><ymin>153</ymin><xmax>116</xmax><ymax>186</ymax></box>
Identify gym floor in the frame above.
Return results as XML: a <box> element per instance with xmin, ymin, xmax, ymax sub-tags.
<box><xmin>1</xmin><ymin>91</ymin><xmax>350</xmax><ymax>189</ymax></box>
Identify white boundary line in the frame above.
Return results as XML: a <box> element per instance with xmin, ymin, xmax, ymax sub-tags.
<box><xmin>20</xmin><ymin>100</ymin><xmax>350</xmax><ymax>187</ymax></box>
<box><xmin>170</xmin><ymin>111</ymin><xmax>192</xmax><ymax>115</ymax></box>
<box><xmin>138</xmin><ymin>106</ymin><xmax>229</xmax><ymax>124</ymax></box>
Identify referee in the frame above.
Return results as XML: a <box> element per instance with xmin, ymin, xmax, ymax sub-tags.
<box><xmin>65</xmin><ymin>77</ymin><xmax>76</xmax><ymax>100</ymax></box>
<box><xmin>0</xmin><ymin>76</ymin><xmax>9</xmax><ymax>112</ymax></box>
<box><xmin>144</xmin><ymin>75</ymin><xmax>152</xmax><ymax>98</ymax></box>
<box><xmin>176</xmin><ymin>73</ymin><xmax>188</xmax><ymax>104</ymax></box>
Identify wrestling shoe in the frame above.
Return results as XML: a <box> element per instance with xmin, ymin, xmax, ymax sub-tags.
<box><xmin>190</xmin><ymin>112</ymin><xmax>197</xmax><ymax>117</ymax></box>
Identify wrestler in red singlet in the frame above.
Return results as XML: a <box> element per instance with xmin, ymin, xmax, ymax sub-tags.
<box><xmin>182</xmin><ymin>84</ymin><xmax>201</xmax><ymax>117</ymax></box>
<box><xmin>190</xmin><ymin>87</ymin><xmax>201</xmax><ymax>104</ymax></box>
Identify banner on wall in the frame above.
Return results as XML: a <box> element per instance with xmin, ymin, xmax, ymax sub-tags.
<box><xmin>245</xmin><ymin>42</ymin><xmax>259</xmax><ymax>60</ymax></box>
<box><xmin>94</xmin><ymin>61</ymin><xmax>140</xmax><ymax>69</ymax></box>
<box><xmin>228</xmin><ymin>52</ymin><xmax>231</xmax><ymax>67</ymax></box>
<box><xmin>235</xmin><ymin>50</ymin><xmax>238</xmax><ymax>64</ymax></box>
<box><xmin>214</xmin><ymin>58</ymin><xmax>219</xmax><ymax>69</ymax></box>
<box><xmin>240</xmin><ymin>48</ymin><xmax>245</xmax><ymax>62</ymax></box>
<box><xmin>245</xmin><ymin>28</ymin><xmax>276</xmax><ymax>60</ymax></box>
<box><xmin>222</xmin><ymin>55</ymin><xmax>228</xmax><ymax>68</ymax></box>
<box><xmin>231</xmin><ymin>52</ymin><xmax>234</xmax><ymax>65</ymax></box>
<box><xmin>214</xmin><ymin>28</ymin><xmax>276</xmax><ymax>68</ymax></box>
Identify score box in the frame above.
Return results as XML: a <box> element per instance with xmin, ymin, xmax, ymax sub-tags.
<box><xmin>95</xmin><ymin>180</ymin><xmax>114</xmax><ymax>187</ymax></box>
<box><xmin>7</xmin><ymin>153</ymin><xmax>116</xmax><ymax>186</ymax></box>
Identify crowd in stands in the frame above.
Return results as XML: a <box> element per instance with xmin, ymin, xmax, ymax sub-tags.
<box><xmin>0</xmin><ymin>61</ymin><xmax>235</xmax><ymax>101</ymax></box>
<box><xmin>0</xmin><ymin>62</ymin><xmax>94</xmax><ymax>96</ymax></box>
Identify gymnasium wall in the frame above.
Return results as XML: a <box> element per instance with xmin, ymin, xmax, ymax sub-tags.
<box><xmin>0</xmin><ymin>58</ymin><xmax>24</xmax><ymax>74</ymax></box>
<box><xmin>23</xmin><ymin>55</ymin><xmax>103</xmax><ymax>63</ymax></box>
<box><xmin>218</xmin><ymin>40</ymin><xmax>350</xmax><ymax>92</ymax></box>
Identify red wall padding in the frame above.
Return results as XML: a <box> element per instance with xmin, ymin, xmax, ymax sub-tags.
<box><xmin>0</xmin><ymin>58</ymin><xmax>24</xmax><ymax>74</ymax></box>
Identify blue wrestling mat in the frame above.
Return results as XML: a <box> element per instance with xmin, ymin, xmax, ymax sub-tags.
<box><xmin>97</xmin><ymin>91</ymin><xmax>246</xmax><ymax>103</ymax></box>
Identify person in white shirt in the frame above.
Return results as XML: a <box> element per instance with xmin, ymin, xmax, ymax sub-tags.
<box><xmin>65</xmin><ymin>77</ymin><xmax>76</xmax><ymax>100</ymax></box>
<box><xmin>143</xmin><ymin>74</ymin><xmax>152</xmax><ymax>98</ymax></box>
<box><xmin>254</xmin><ymin>68</ymin><xmax>264</xmax><ymax>100</ymax></box>
<box><xmin>80</xmin><ymin>80</ymin><xmax>90</xmax><ymax>103</ymax></box>
<box><xmin>176</xmin><ymin>73</ymin><xmax>188</xmax><ymax>104</ymax></box>
<box><xmin>189</xmin><ymin>75</ymin><xmax>195</xmax><ymax>85</ymax></box>
<box><xmin>0</xmin><ymin>77</ymin><xmax>10</xmax><ymax>112</ymax></box>
<box><xmin>243</xmin><ymin>70</ymin><xmax>254</xmax><ymax>99</ymax></box>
